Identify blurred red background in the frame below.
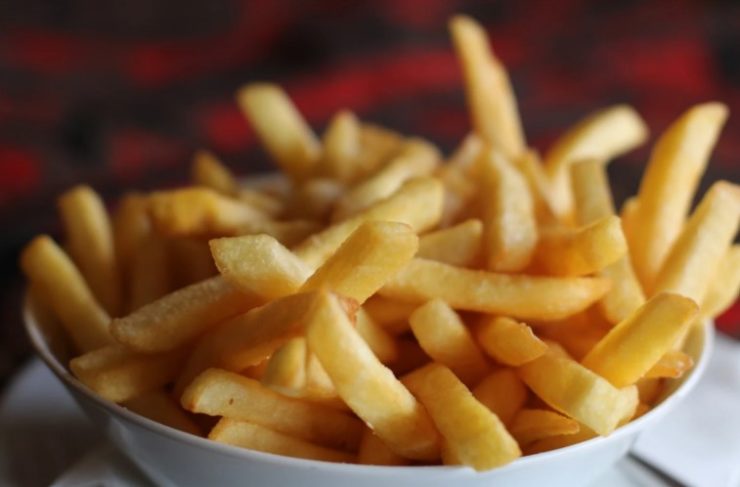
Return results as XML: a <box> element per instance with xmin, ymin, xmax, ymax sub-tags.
<box><xmin>0</xmin><ymin>0</ymin><xmax>738</xmax><ymax>381</ymax></box>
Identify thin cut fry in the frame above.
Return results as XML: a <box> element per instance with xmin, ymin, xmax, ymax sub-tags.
<box><xmin>355</xmin><ymin>123</ymin><xmax>405</xmax><ymax>181</ymax></box>
<box><xmin>356</xmin><ymin>309</ymin><xmax>399</xmax><ymax>364</ymax></box>
<box><xmin>362</xmin><ymin>296</ymin><xmax>415</xmax><ymax>336</ymax></box>
<box><xmin>112</xmin><ymin>193</ymin><xmax>150</xmax><ymax>298</ymax></box>
<box><xmin>235</xmin><ymin>218</ymin><xmax>321</xmax><ymax>247</ymax></box>
<box><xmin>472</xmin><ymin>369</ymin><xmax>528</xmax><ymax>426</ymax></box>
<box><xmin>508</xmin><ymin>409</ymin><xmax>580</xmax><ymax>448</ymax></box>
<box><xmin>516</xmin><ymin>149</ymin><xmax>556</xmax><ymax>223</ymax></box>
<box><xmin>282</xmin><ymin>178</ymin><xmax>344</xmax><ymax>221</ymax></box>
<box><xmin>475</xmin><ymin>316</ymin><xmax>547</xmax><ymax>366</ymax></box>
<box><xmin>320</xmin><ymin>110</ymin><xmax>361</xmax><ymax>182</ymax></box>
<box><xmin>418</xmin><ymin>219</ymin><xmax>482</xmax><ymax>267</ymax></box>
<box><xmin>619</xmin><ymin>196</ymin><xmax>639</xmax><ymax>245</ymax></box>
<box><xmin>357</xmin><ymin>428</ymin><xmax>409</xmax><ymax>466</ymax></box>
<box><xmin>262</xmin><ymin>337</ymin><xmax>307</xmax><ymax>396</ymax></box>
<box><xmin>701</xmin><ymin>245</ymin><xmax>740</xmax><ymax>318</ymax></box>
<box><xmin>644</xmin><ymin>351</ymin><xmax>694</xmax><ymax>380</ymax></box>
<box><xmin>192</xmin><ymin>149</ymin><xmax>240</xmax><ymax>196</ymax></box>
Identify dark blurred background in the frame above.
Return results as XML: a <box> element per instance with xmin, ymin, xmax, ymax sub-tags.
<box><xmin>1</xmin><ymin>0</ymin><xmax>738</xmax><ymax>385</ymax></box>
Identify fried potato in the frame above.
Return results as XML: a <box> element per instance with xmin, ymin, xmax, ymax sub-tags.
<box><xmin>168</xmin><ymin>238</ymin><xmax>218</xmax><ymax>287</ymax></box>
<box><xmin>475</xmin><ymin>316</ymin><xmax>547</xmax><ymax>366</ymax></box>
<box><xmin>630</xmin><ymin>103</ymin><xmax>728</xmax><ymax>290</ymax></box>
<box><xmin>362</xmin><ymin>296</ymin><xmax>416</xmax><ymax>336</ymax></box>
<box><xmin>124</xmin><ymin>390</ymin><xmax>201</xmax><ymax>435</ymax></box>
<box><xmin>516</xmin><ymin>149</ymin><xmax>556</xmax><ymax>223</ymax></box>
<box><xmin>508</xmin><ymin>409</ymin><xmax>580</xmax><ymax>448</ymax></box>
<box><xmin>112</xmin><ymin>193</ymin><xmax>151</xmax><ymax>294</ymax></box>
<box><xmin>357</xmin><ymin>428</ymin><xmax>409</xmax><ymax>466</ymax></box>
<box><xmin>282</xmin><ymin>178</ymin><xmax>344</xmax><ymax>221</ymax></box>
<box><xmin>402</xmin><ymin>363</ymin><xmax>521</xmax><ymax>471</ymax></box>
<box><xmin>472</xmin><ymin>369</ymin><xmax>528</xmax><ymax>426</ymax></box>
<box><xmin>380</xmin><ymin>258</ymin><xmax>610</xmax><ymax>321</ymax></box>
<box><xmin>128</xmin><ymin>234</ymin><xmax>171</xmax><ymax>311</ymax></box>
<box><xmin>356</xmin><ymin>309</ymin><xmax>399</xmax><ymax>364</ymax></box>
<box><xmin>192</xmin><ymin>149</ymin><xmax>240</xmax><ymax>196</ymax></box>
<box><xmin>355</xmin><ymin>123</ymin><xmax>405</xmax><ymax>180</ymax></box>
<box><xmin>235</xmin><ymin>218</ymin><xmax>321</xmax><ymax>247</ymax></box>
<box><xmin>417</xmin><ymin>219</ymin><xmax>482</xmax><ymax>267</ymax></box>
<box><xmin>262</xmin><ymin>337</ymin><xmax>307</xmax><ymax>396</ymax></box>
<box><xmin>644</xmin><ymin>350</ymin><xmax>694</xmax><ymax>380</ymax></box>
<box><xmin>701</xmin><ymin>245</ymin><xmax>740</xmax><ymax>318</ymax></box>
<box><xmin>320</xmin><ymin>110</ymin><xmax>362</xmax><ymax>182</ymax></box>
<box><xmin>525</xmin><ymin>428</ymin><xmax>598</xmax><ymax>455</ymax></box>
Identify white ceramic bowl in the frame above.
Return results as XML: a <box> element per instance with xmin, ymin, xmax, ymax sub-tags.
<box><xmin>23</xmin><ymin>297</ymin><xmax>713</xmax><ymax>487</ymax></box>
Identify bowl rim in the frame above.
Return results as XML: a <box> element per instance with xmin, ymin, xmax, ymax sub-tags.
<box><xmin>23</xmin><ymin>295</ymin><xmax>714</xmax><ymax>476</ymax></box>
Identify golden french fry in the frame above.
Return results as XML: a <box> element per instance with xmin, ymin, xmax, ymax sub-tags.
<box><xmin>124</xmin><ymin>389</ymin><xmax>201</xmax><ymax>435</ymax></box>
<box><xmin>332</xmin><ymin>138</ymin><xmax>440</xmax><ymax>221</ymax></box>
<box><xmin>636</xmin><ymin>378</ymin><xmax>664</xmax><ymax>405</ymax></box>
<box><xmin>630</xmin><ymin>103</ymin><xmax>728</xmax><ymax>290</ymax></box>
<box><xmin>644</xmin><ymin>350</ymin><xmax>694</xmax><ymax>380</ymax></box>
<box><xmin>210</xmin><ymin>234</ymin><xmax>310</xmax><ymax>299</ymax></box>
<box><xmin>356</xmin><ymin>309</ymin><xmax>399</xmax><ymax>364</ymax></box>
<box><xmin>300</xmin><ymin>221</ymin><xmax>419</xmax><ymax>303</ymax></box>
<box><xmin>128</xmin><ymin>234</ymin><xmax>171</xmax><ymax>311</ymax></box>
<box><xmin>436</xmin><ymin>165</ymin><xmax>479</xmax><ymax>228</ymax></box>
<box><xmin>653</xmin><ymin>181</ymin><xmax>740</xmax><ymax>303</ymax></box>
<box><xmin>182</xmin><ymin>368</ymin><xmax>362</xmax><ymax>451</ymax></box>
<box><xmin>236</xmin><ymin>83</ymin><xmax>320</xmax><ymax>179</ymax></box>
<box><xmin>357</xmin><ymin>427</ymin><xmax>409</xmax><ymax>466</ymax></box>
<box><xmin>409</xmin><ymin>299</ymin><xmax>490</xmax><ymax>386</ymax></box>
<box><xmin>702</xmin><ymin>245</ymin><xmax>740</xmax><ymax>318</ymax></box>
<box><xmin>571</xmin><ymin>160</ymin><xmax>645</xmax><ymax>323</ymax></box>
<box><xmin>620</xmin><ymin>196</ymin><xmax>640</xmax><ymax>245</ymax></box>
<box><xmin>402</xmin><ymin>363</ymin><xmax>521</xmax><ymax>471</ymax></box>
<box><xmin>479</xmin><ymin>148</ymin><xmax>537</xmax><ymax>272</ymax></box>
<box><xmin>508</xmin><ymin>409</ymin><xmax>580</xmax><ymax>448</ymax></box>
<box><xmin>355</xmin><ymin>123</ymin><xmax>405</xmax><ymax>180</ymax></box>
<box><xmin>21</xmin><ymin>235</ymin><xmax>112</xmax><ymax>352</ymax></box>
<box><xmin>236</xmin><ymin>188</ymin><xmax>284</xmax><ymax>218</ymax></box>
<box><xmin>320</xmin><ymin>110</ymin><xmax>361</xmax><ymax>182</ymax></box>
<box><xmin>362</xmin><ymin>296</ymin><xmax>415</xmax><ymax>336</ymax></box>
<box><xmin>380</xmin><ymin>258</ymin><xmax>610</xmax><ymax>321</ymax></box>
<box><xmin>262</xmin><ymin>337</ymin><xmax>307</xmax><ymax>396</ymax></box>
<box><xmin>418</xmin><ymin>219</ymin><xmax>482</xmax><ymax>267</ymax></box>
<box><xmin>192</xmin><ymin>149</ymin><xmax>240</xmax><ymax>196</ymax></box>
<box><xmin>283</xmin><ymin>178</ymin><xmax>344</xmax><ymax>221</ymax></box>
<box><xmin>447</xmin><ymin>133</ymin><xmax>484</xmax><ymax>174</ymax></box>
<box><xmin>449</xmin><ymin>15</ymin><xmax>525</xmax><ymax>160</ymax></box>
<box><xmin>475</xmin><ymin>316</ymin><xmax>547</xmax><ymax>366</ymax></box>
<box><xmin>167</xmin><ymin>238</ymin><xmax>218</xmax><ymax>288</ymax></box>
<box><xmin>58</xmin><ymin>185</ymin><xmax>122</xmax><ymax>316</ymax></box>
<box><xmin>472</xmin><ymin>369</ymin><xmax>528</xmax><ymax>426</ymax></box>
<box><xmin>519</xmin><ymin>347</ymin><xmax>639</xmax><ymax>436</ymax></box>
<box><xmin>209</xmin><ymin>419</ymin><xmax>355</xmax><ymax>463</ymax></box>
<box><xmin>305</xmin><ymin>291</ymin><xmax>440</xmax><ymax>460</ymax></box>
<box><xmin>525</xmin><ymin>428</ymin><xmax>597</xmax><ymax>455</ymax></box>
<box><xmin>149</xmin><ymin>187</ymin><xmax>268</xmax><ymax>238</ymax></box>
<box><xmin>235</xmin><ymin>218</ymin><xmax>321</xmax><ymax>247</ymax></box>
<box><xmin>544</xmin><ymin>105</ymin><xmax>648</xmax><ymax>220</ymax></box>
<box><xmin>293</xmin><ymin>177</ymin><xmax>443</xmax><ymax>270</ymax></box>
<box><xmin>516</xmin><ymin>149</ymin><xmax>556</xmax><ymax>223</ymax></box>
<box><xmin>112</xmin><ymin>193</ymin><xmax>150</xmax><ymax>290</ymax></box>
<box><xmin>581</xmin><ymin>293</ymin><xmax>698</xmax><ymax>388</ymax></box>
<box><xmin>533</xmin><ymin>215</ymin><xmax>627</xmax><ymax>276</ymax></box>
<box><xmin>303</xmin><ymin>350</ymin><xmax>343</xmax><ymax>404</ymax></box>
<box><xmin>111</xmin><ymin>276</ymin><xmax>259</xmax><ymax>353</ymax></box>
<box><xmin>70</xmin><ymin>344</ymin><xmax>187</xmax><ymax>403</ymax></box>
<box><xmin>537</xmin><ymin>312</ymin><xmax>609</xmax><ymax>360</ymax></box>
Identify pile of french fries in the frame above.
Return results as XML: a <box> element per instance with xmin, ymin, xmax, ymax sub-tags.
<box><xmin>21</xmin><ymin>14</ymin><xmax>740</xmax><ymax>472</ymax></box>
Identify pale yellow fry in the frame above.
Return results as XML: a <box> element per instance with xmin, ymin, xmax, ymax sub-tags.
<box><xmin>236</xmin><ymin>83</ymin><xmax>319</xmax><ymax>179</ymax></box>
<box><xmin>620</xmin><ymin>196</ymin><xmax>640</xmax><ymax>246</ymax></box>
<box><xmin>362</xmin><ymin>296</ymin><xmax>416</xmax><ymax>336</ymax></box>
<box><xmin>409</xmin><ymin>299</ymin><xmax>490</xmax><ymax>386</ymax></box>
<box><xmin>111</xmin><ymin>276</ymin><xmax>258</xmax><ymax>353</ymax></box>
<box><xmin>320</xmin><ymin>110</ymin><xmax>362</xmax><ymax>182</ymax></box>
<box><xmin>644</xmin><ymin>350</ymin><xmax>694</xmax><ymax>380</ymax></box>
<box><xmin>192</xmin><ymin>149</ymin><xmax>240</xmax><ymax>196</ymax></box>
<box><xmin>293</xmin><ymin>177</ymin><xmax>443</xmax><ymax>270</ymax></box>
<box><xmin>403</xmin><ymin>363</ymin><xmax>521</xmax><ymax>471</ymax></box>
<box><xmin>653</xmin><ymin>181</ymin><xmax>740</xmax><ymax>303</ymax></box>
<box><xmin>533</xmin><ymin>215</ymin><xmax>627</xmax><ymax>276</ymax></box>
<box><xmin>355</xmin><ymin>123</ymin><xmax>405</xmax><ymax>181</ymax></box>
<box><xmin>631</xmin><ymin>103</ymin><xmax>728</xmax><ymax>290</ymax></box>
<box><xmin>544</xmin><ymin>105</ymin><xmax>648</xmax><ymax>220</ymax></box>
<box><xmin>449</xmin><ymin>15</ymin><xmax>525</xmax><ymax>160</ymax></box>
<box><xmin>236</xmin><ymin>188</ymin><xmax>284</xmax><ymax>218</ymax></box>
<box><xmin>356</xmin><ymin>309</ymin><xmax>399</xmax><ymax>364</ymax></box>
<box><xmin>571</xmin><ymin>159</ymin><xmax>645</xmax><ymax>323</ymax></box>
<box><xmin>168</xmin><ymin>238</ymin><xmax>218</xmax><ymax>288</ymax></box>
<box><xmin>305</xmin><ymin>291</ymin><xmax>440</xmax><ymax>461</ymax></box>
<box><xmin>262</xmin><ymin>337</ymin><xmax>307</xmax><ymax>396</ymax></box>
<box><xmin>380</xmin><ymin>258</ymin><xmax>610</xmax><ymax>321</ymax></box>
<box><xmin>70</xmin><ymin>344</ymin><xmax>187</xmax><ymax>403</ymax></box>
<box><xmin>418</xmin><ymin>219</ymin><xmax>482</xmax><ymax>267</ymax></box>
<box><xmin>332</xmin><ymin>138</ymin><xmax>440</xmax><ymax>221</ymax></box>
<box><xmin>209</xmin><ymin>419</ymin><xmax>355</xmax><ymax>463</ymax></box>
<box><xmin>128</xmin><ymin>234</ymin><xmax>171</xmax><ymax>311</ymax></box>
<box><xmin>480</xmin><ymin>148</ymin><xmax>537</xmax><ymax>272</ymax></box>
<box><xmin>21</xmin><ymin>236</ymin><xmax>112</xmax><ymax>352</ymax></box>
<box><xmin>304</xmin><ymin>350</ymin><xmax>342</xmax><ymax>404</ymax></box>
<box><xmin>357</xmin><ymin>427</ymin><xmax>409</xmax><ymax>466</ymax></box>
<box><xmin>300</xmin><ymin>221</ymin><xmax>419</xmax><ymax>304</ymax></box>
<box><xmin>472</xmin><ymin>369</ymin><xmax>528</xmax><ymax>426</ymax></box>
<box><xmin>58</xmin><ymin>185</ymin><xmax>122</xmax><ymax>316</ymax></box>
<box><xmin>112</xmin><ymin>193</ymin><xmax>150</xmax><ymax>290</ymax></box>
<box><xmin>516</xmin><ymin>149</ymin><xmax>557</xmax><ymax>223</ymax></box>
<box><xmin>149</xmin><ymin>187</ymin><xmax>267</xmax><ymax>238</ymax></box>
<box><xmin>525</xmin><ymin>428</ymin><xmax>597</xmax><ymax>455</ymax></box>
<box><xmin>124</xmin><ymin>390</ymin><xmax>201</xmax><ymax>435</ymax></box>
<box><xmin>581</xmin><ymin>293</ymin><xmax>699</xmax><ymax>388</ymax></box>
<box><xmin>518</xmin><ymin>347</ymin><xmax>638</xmax><ymax>436</ymax></box>
<box><xmin>282</xmin><ymin>178</ymin><xmax>344</xmax><ymax>221</ymax></box>
<box><xmin>702</xmin><ymin>245</ymin><xmax>740</xmax><ymax>318</ymax></box>
<box><xmin>508</xmin><ymin>409</ymin><xmax>580</xmax><ymax>448</ymax></box>
<box><xmin>436</xmin><ymin>163</ymin><xmax>479</xmax><ymax>228</ymax></box>
<box><xmin>235</xmin><ymin>219</ymin><xmax>321</xmax><ymax>248</ymax></box>
<box><xmin>182</xmin><ymin>368</ymin><xmax>362</xmax><ymax>451</ymax></box>
<box><xmin>210</xmin><ymin>234</ymin><xmax>311</xmax><ymax>300</ymax></box>
<box><xmin>475</xmin><ymin>316</ymin><xmax>547</xmax><ymax>366</ymax></box>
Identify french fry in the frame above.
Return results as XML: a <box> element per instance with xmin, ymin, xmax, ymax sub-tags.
<box><xmin>70</xmin><ymin>344</ymin><xmax>188</xmax><ymax>403</ymax></box>
<box><xmin>168</xmin><ymin>238</ymin><xmax>218</xmax><ymax>287</ymax></box>
<box><xmin>446</xmin><ymin>133</ymin><xmax>483</xmax><ymax>174</ymax></box>
<box><xmin>437</xmin><ymin>164</ymin><xmax>479</xmax><ymax>228</ymax></box>
<box><xmin>508</xmin><ymin>409</ymin><xmax>580</xmax><ymax>448</ymax></box>
<box><xmin>21</xmin><ymin>235</ymin><xmax>113</xmax><ymax>352</ymax></box>
<box><xmin>475</xmin><ymin>316</ymin><xmax>547</xmax><ymax>366</ymax></box>
<box><xmin>581</xmin><ymin>293</ymin><xmax>698</xmax><ymax>388</ymax></box>
<box><xmin>543</xmin><ymin>105</ymin><xmax>648</xmax><ymax>220</ymax></box>
<box><xmin>417</xmin><ymin>219</ymin><xmax>483</xmax><ymax>267</ymax></box>
<box><xmin>111</xmin><ymin>276</ymin><xmax>259</xmax><ymax>353</ymax></box>
<box><xmin>518</xmin><ymin>346</ymin><xmax>639</xmax><ymax>436</ymax></box>
<box><xmin>409</xmin><ymin>299</ymin><xmax>490</xmax><ymax>386</ymax></box>
<box><xmin>236</xmin><ymin>83</ymin><xmax>320</xmax><ymax>179</ymax></box>
<box><xmin>149</xmin><ymin>188</ymin><xmax>268</xmax><ymax>238</ymax></box>
<box><xmin>537</xmin><ymin>313</ymin><xmax>609</xmax><ymax>360</ymax></box>
<box><xmin>525</xmin><ymin>428</ymin><xmax>597</xmax><ymax>455</ymax></box>
<box><xmin>362</xmin><ymin>296</ymin><xmax>415</xmax><ymax>336</ymax></box>
<box><xmin>630</xmin><ymin>103</ymin><xmax>728</xmax><ymax>290</ymax></box>
<box><xmin>356</xmin><ymin>309</ymin><xmax>399</xmax><ymax>364</ymax></box>
<box><xmin>112</xmin><ymin>193</ymin><xmax>151</xmax><ymax>293</ymax></box>
<box><xmin>236</xmin><ymin>188</ymin><xmax>284</xmax><ymax>218</ymax></box>
<box><xmin>210</xmin><ymin>234</ymin><xmax>310</xmax><ymax>299</ymax></box>
<box><xmin>305</xmin><ymin>291</ymin><xmax>440</xmax><ymax>460</ymax></box>
<box><xmin>209</xmin><ymin>419</ymin><xmax>355</xmax><ymax>463</ymax></box>
<box><xmin>128</xmin><ymin>234</ymin><xmax>171</xmax><ymax>311</ymax></box>
<box><xmin>192</xmin><ymin>149</ymin><xmax>240</xmax><ymax>196</ymax></box>
<box><xmin>235</xmin><ymin>218</ymin><xmax>321</xmax><ymax>247</ymax></box>
<box><xmin>355</xmin><ymin>123</ymin><xmax>405</xmax><ymax>180</ymax></box>
<box><xmin>644</xmin><ymin>351</ymin><xmax>694</xmax><ymax>380</ymax></box>
<box><xmin>320</xmin><ymin>110</ymin><xmax>361</xmax><ymax>182</ymax></box>
<box><xmin>293</xmin><ymin>177</ymin><xmax>443</xmax><ymax>270</ymax></box>
<box><xmin>58</xmin><ymin>185</ymin><xmax>122</xmax><ymax>316</ymax></box>
<box><xmin>620</xmin><ymin>196</ymin><xmax>639</xmax><ymax>245</ymax></box>
<box><xmin>262</xmin><ymin>337</ymin><xmax>307</xmax><ymax>396</ymax></box>
<box><xmin>283</xmin><ymin>178</ymin><xmax>344</xmax><ymax>221</ymax></box>
<box><xmin>636</xmin><ymin>378</ymin><xmax>664</xmax><ymax>405</ymax></box>
<box><xmin>479</xmin><ymin>148</ymin><xmax>538</xmax><ymax>272</ymax></box>
<box><xmin>357</xmin><ymin>428</ymin><xmax>409</xmax><ymax>466</ymax></box>
<box><xmin>532</xmin><ymin>215</ymin><xmax>628</xmax><ymax>277</ymax></box>
<box><xmin>332</xmin><ymin>138</ymin><xmax>440</xmax><ymax>221</ymax></box>
<box><xmin>182</xmin><ymin>368</ymin><xmax>363</xmax><ymax>451</ymax></box>
<box><xmin>701</xmin><ymin>245</ymin><xmax>740</xmax><ymax>318</ymax></box>
<box><xmin>380</xmin><ymin>258</ymin><xmax>610</xmax><ymax>321</ymax></box>
<box><xmin>124</xmin><ymin>390</ymin><xmax>201</xmax><ymax>435</ymax></box>
<box><xmin>472</xmin><ymin>369</ymin><xmax>528</xmax><ymax>426</ymax></box>
<box><xmin>653</xmin><ymin>181</ymin><xmax>740</xmax><ymax>303</ymax></box>
<box><xmin>303</xmin><ymin>350</ymin><xmax>343</xmax><ymax>403</ymax></box>
<box><xmin>402</xmin><ymin>363</ymin><xmax>521</xmax><ymax>471</ymax></box>
<box><xmin>449</xmin><ymin>15</ymin><xmax>525</xmax><ymax>160</ymax></box>
<box><xmin>516</xmin><ymin>149</ymin><xmax>556</xmax><ymax>223</ymax></box>
<box><xmin>571</xmin><ymin>160</ymin><xmax>645</xmax><ymax>323</ymax></box>
<box><xmin>300</xmin><ymin>221</ymin><xmax>419</xmax><ymax>303</ymax></box>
